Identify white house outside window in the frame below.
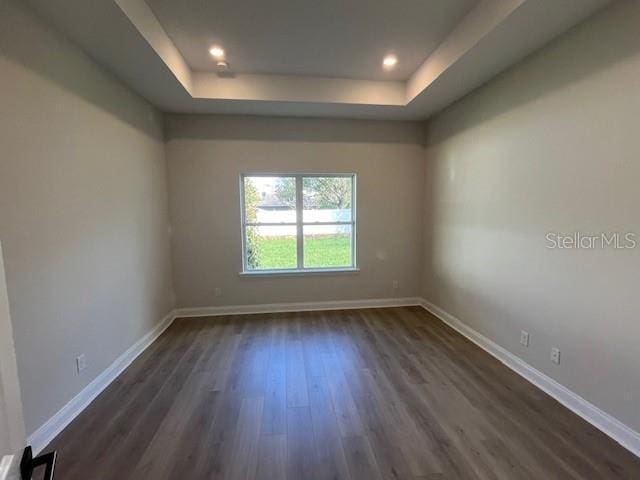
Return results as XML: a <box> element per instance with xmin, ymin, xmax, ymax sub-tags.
<box><xmin>240</xmin><ymin>174</ymin><xmax>357</xmax><ymax>273</ymax></box>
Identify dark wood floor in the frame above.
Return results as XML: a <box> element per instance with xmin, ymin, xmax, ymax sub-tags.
<box><xmin>46</xmin><ymin>307</ymin><xmax>640</xmax><ymax>479</ymax></box>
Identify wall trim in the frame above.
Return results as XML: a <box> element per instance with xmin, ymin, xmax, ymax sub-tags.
<box><xmin>27</xmin><ymin>311</ymin><xmax>176</xmax><ymax>454</ymax></box>
<box><xmin>174</xmin><ymin>297</ymin><xmax>423</xmax><ymax>318</ymax></box>
<box><xmin>25</xmin><ymin>297</ymin><xmax>640</xmax><ymax>459</ymax></box>
<box><xmin>419</xmin><ymin>298</ymin><xmax>640</xmax><ymax>458</ymax></box>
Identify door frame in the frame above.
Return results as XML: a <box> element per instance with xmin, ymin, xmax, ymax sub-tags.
<box><xmin>0</xmin><ymin>241</ymin><xmax>25</xmax><ymax>455</ymax></box>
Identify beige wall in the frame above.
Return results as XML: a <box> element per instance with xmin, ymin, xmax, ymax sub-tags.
<box><xmin>423</xmin><ymin>1</ymin><xmax>640</xmax><ymax>432</ymax></box>
<box><xmin>165</xmin><ymin>115</ymin><xmax>425</xmax><ymax>308</ymax></box>
<box><xmin>0</xmin><ymin>0</ymin><xmax>173</xmax><ymax>435</ymax></box>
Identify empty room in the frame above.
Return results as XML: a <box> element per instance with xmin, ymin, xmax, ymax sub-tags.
<box><xmin>1</xmin><ymin>0</ymin><xmax>639</xmax><ymax>478</ymax></box>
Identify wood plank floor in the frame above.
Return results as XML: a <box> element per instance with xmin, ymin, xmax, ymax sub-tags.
<box><xmin>46</xmin><ymin>307</ymin><xmax>640</xmax><ymax>479</ymax></box>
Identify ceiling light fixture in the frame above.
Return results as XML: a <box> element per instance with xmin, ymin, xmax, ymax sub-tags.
<box><xmin>209</xmin><ymin>45</ymin><xmax>225</xmax><ymax>59</ymax></box>
<box><xmin>382</xmin><ymin>54</ymin><xmax>398</xmax><ymax>69</ymax></box>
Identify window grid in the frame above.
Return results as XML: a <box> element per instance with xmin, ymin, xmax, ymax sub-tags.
<box><xmin>240</xmin><ymin>173</ymin><xmax>356</xmax><ymax>273</ymax></box>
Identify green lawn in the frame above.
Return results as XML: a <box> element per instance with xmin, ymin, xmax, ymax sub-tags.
<box><xmin>252</xmin><ymin>234</ymin><xmax>351</xmax><ymax>269</ymax></box>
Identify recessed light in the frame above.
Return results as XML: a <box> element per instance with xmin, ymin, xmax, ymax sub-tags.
<box><xmin>382</xmin><ymin>55</ymin><xmax>398</xmax><ymax>69</ymax></box>
<box><xmin>209</xmin><ymin>45</ymin><xmax>225</xmax><ymax>59</ymax></box>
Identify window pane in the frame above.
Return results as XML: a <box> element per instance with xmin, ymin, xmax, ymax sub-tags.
<box><xmin>245</xmin><ymin>225</ymin><xmax>297</xmax><ymax>270</ymax></box>
<box><xmin>303</xmin><ymin>225</ymin><xmax>352</xmax><ymax>268</ymax></box>
<box><xmin>303</xmin><ymin>177</ymin><xmax>352</xmax><ymax>222</ymax></box>
<box><xmin>244</xmin><ymin>176</ymin><xmax>296</xmax><ymax>224</ymax></box>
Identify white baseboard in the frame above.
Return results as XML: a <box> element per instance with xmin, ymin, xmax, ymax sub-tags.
<box><xmin>419</xmin><ymin>298</ymin><xmax>640</xmax><ymax>458</ymax></box>
<box><xmin>26</xmin><ymin>297</ymin><xmax>640</xmax><ymax>460</ymax></box>
<box><xmin>174</xmin><ymin>297</ymin><xmax>423</xmax><ymax>318</ymax></box>
<box><xmin>27</xmin><ymin>311</ymin><xmax>176</xmax><ymax>454</ymax></box>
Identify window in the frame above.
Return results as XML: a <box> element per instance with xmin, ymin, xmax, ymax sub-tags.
<box><xmin>241</xmin><ymin>174</ymin><xmax>356</xmax><ymax>273</ymax></box>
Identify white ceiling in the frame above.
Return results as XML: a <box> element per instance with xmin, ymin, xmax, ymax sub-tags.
<box><xmin>25</xmin><ymin>0</ymin><xmax>611</xmax><ymax>120</ymax></box>
<box><xmin>144</xmin><ymin>0</ymin><xmax>477</xmax><ymax>81</ymax></box>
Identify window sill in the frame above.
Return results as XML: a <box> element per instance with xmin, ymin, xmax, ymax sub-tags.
<box><xmin>239</xmin><ymin>267</ymin><xmax>360</xmax><ymax>277</ymax></box>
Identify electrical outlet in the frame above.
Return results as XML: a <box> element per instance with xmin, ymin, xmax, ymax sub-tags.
<box><xmin>551</xmin><ymin>348</ymin><xmax>561</xmax><ymax>365</ymax></box>
<box><xmin>392</xmin><ymin>280</ymin><xmax>399</xmax><ymax>290</ymax></box>
<box><xmin>520</xmin><ymin>330</ymin><xmax>530</xmax><ymax>347</ymax></box>
<box><xmin>76</xmin><ymin>354</ymin><xmax>87</xmax><ymax>374</ymax></box>
<box><xmin>213</xmin><ymin>287</ymin><xmax>222</xmax><ymax>297</ymax></box>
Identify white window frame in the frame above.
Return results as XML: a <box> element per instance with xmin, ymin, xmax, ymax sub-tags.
<box><xmin>240</xmin><ymin>173</ymin><xmax>358</xmax><ymax>275</ymax></box>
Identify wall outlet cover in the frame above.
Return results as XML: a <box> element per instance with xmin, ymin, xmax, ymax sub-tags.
<box><xmin>76</xmin><ymin>354</ymin><xmax>87</xmax><ymax>374</ymax></box>
<box><xmin>551</xmin><ymin>348</ymin><xmax>561</xmax><ymax>365</ymax></box>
